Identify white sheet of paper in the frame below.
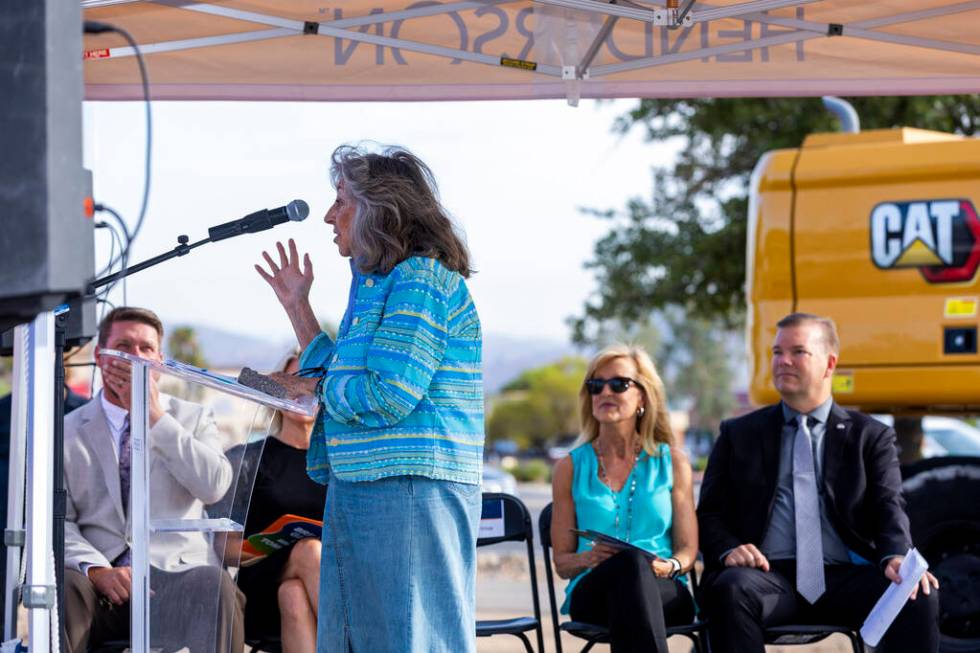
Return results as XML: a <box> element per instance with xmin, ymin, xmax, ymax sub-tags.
<box><xmin>860</xmin><ymin>547</ymin><xmax>929</xmax><ymax>647</ymax></box>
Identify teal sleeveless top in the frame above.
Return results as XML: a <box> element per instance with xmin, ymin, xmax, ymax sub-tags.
<box><xmin>561</xmin><ymin>441</ymin><xmax>675</xmax><ymax>614</ymax></box>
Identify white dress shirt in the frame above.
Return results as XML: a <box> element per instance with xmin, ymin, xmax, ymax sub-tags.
<box><xmin>99</xmin><ymin>390</ymin><xmax>129</xmax><ymax>463</ymax></box>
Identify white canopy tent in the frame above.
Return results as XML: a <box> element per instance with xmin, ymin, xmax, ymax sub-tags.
<box><xmin>83</xmin><ymin>0</ymin><xmax>980</xmax><ymax>103</ymax></box>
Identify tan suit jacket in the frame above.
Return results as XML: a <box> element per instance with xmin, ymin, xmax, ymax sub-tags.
<box><xmin>64</xmin><ymin>393</ymin><xmax>233</xmax><ymax>572</ymax></box>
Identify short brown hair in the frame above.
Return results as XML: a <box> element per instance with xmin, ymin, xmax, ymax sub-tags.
<box><xmin>776</xmin><ymin>312</ymin><xmax>840</xmax><ymax>356</ymax></box>
<box><xmin>97</xmin><ymin>307</ymin><xmax>164</xmax><ymax>347</ymax></box>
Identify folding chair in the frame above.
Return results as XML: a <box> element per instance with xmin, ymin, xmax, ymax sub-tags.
<box><xmin>765</xmin><ymin>625</ymin><xmax>863</xmax><ymax>652</ymax></box>
<box><xmin>476</xmin><ymin>492</ymin><xmax>546</xmax><ymax>653</ymax></box>
<box><xmin>689</xmin><ymin>557</ymin><xmax>864</xmax><ymax>653</ymax></box>
<box><xmin>538</xmin><ymin>503</ymin><xmax>706</xmax><ymax>653</ymax></box>
<box><xmin>245</xmin><ymin>636</ymin><xmax>282</xmax><ymax>652</ymax></box>
<box><xmin>88</xmin><ymin>642</ymin><xmax>128</xmax><ymax>653</ymax></box>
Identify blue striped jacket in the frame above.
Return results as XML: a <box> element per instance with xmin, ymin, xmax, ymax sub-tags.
<box><xmin>301</xmin><ymin>256</ymin><xmax>484</xmax><ymax>484</ymax></box>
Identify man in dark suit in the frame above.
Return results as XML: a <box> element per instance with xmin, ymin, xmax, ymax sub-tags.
<box><xmin>697</xmin><ymin>312</ymin><xmax>940</xmax><ymax>653</ymax></box>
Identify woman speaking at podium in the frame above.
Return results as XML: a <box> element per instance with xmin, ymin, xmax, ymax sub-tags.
<box><xmin>255</xmin><ymin>144</ymin><xmax>484</xmax><ymax>653</ymax></box>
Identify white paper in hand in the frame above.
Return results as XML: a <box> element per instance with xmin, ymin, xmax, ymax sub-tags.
<box><xmin>860</xmin><ymin>548</ymin><xmax>929</xmax><ymax>647</ymax></box>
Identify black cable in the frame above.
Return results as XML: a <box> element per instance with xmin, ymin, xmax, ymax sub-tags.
<box><xmin>94</xmin><ymin>204</ymin><xmax>132</xmax><ymax>275</ymax></box>
<box><xmin>84</xmin><ymin>19</ymin><xmax>152</xmax><ymax>296</ymax></box>
<box><xmin>95</xmin><ymin>222</ymin><xmax>116</xmax><ymax>278</ymax></box>
<box><xmin>98</xmin><ymin>204</ymin><xmax>132</xmax><ymax>304</ymax></box>
<box><xmin>94</xmin><ymin>221</ymin><xmax>121</xmax><ymax>279</ymax></box>
<box><xmin>96</xmin><ymin>297</ymin><xmax>116</xmax><ymax>331</ymax></box>
<box><xmin>102</xmin><ymin>216</ymin><xmax>128</xmax><ymax>304</ymax></box>
<box><xmin>92</xmin><ymin>213</ymin><xmax>127</xmax><ymax>303</ymax></box>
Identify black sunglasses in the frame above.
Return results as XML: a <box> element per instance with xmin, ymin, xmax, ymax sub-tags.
<box><xmin>584</xmin><ymin>377</ymin><xmax>638</xmax><ymax>395</ymax></box>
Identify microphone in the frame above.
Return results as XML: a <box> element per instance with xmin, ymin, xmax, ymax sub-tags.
<box><xmin>208</xmin><ymin>200</ymin><xmax>310</xmax><ymax>243</ymax></box>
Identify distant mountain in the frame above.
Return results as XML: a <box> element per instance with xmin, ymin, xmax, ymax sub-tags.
<box><xmin>167</xmin><ymin>325</ymin><xmax>295</xmax><ymax>372</ymax></box>
<box><xmin>482</xmin><ymin>333</ymin><xmax>580</xmax><ymax>394</ymax></box>
<box><xmin>170</xmin><ymin>324</ymin><xmax>579</xmax><ymax>393</ymax></box>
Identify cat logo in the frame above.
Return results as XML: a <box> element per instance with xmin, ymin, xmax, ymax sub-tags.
<box><xmin>870</xmin><ymin>199</ymin><xmax>980</xmax><ymax>283</ymax></box>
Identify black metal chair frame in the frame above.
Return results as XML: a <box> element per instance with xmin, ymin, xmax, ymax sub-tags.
<box><xmin>245</xmin><ymin>636</ymin><xmax>283</xmax><ymax>653</ymax></box>
<box><xmin>476</xmin><ymin>492</ymin><xmax>546</xmax><ymax>653</ymax></box>
<box><xmin>691</xmin><ymin>555</ymin><xmax>864</xmax><ymax>652</ymax></box>
<box><xmin>538</xmin><ymin>502</ymin><xmax>707</xmax><ymax>653</ymax></box>
<box><xmin>763</xmin><ymin>624</ymin><xmax>864</xmax><ymax>652</ymax></box>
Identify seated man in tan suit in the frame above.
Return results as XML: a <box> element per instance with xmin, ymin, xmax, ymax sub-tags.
<box><xmin>63</xmin><ymin>307</ymin><xmax>245</xmax><ymax>653</ymax></box>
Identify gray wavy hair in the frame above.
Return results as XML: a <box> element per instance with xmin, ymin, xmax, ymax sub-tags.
<box><xmin>330</xmin><ymin>144</ymin><xmax>472</xmax><ymax>277</ymax></box>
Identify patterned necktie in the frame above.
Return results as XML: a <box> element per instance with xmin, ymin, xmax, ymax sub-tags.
<box><xmin>793</xmin><ymin>416</ymin><xmax>825</xmax><ymax>603</ymax></box>
<box><xmin>119</xmin><ymin>415</ymin><xmax>131</xmax><ymax>516</ymax></box>
<box><xmin>115</xmin><ymin>415</ymin><xmax>133</xmax><ymax>568</ymax></box>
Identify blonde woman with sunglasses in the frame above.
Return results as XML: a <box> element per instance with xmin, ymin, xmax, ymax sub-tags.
<box><xmin>550</xmin><ymin>344</ymin><xmax>699</xmax><ymax>653</ymax></box>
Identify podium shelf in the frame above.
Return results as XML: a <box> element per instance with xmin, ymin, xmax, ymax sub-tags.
<box><xmin>150</xmin><ymin>518</ymin><xmax>244</xmax><ymax>533</ymax></box>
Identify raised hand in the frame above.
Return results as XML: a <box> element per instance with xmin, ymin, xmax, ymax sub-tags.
<box><xmin>255</xmin><ymin>239</ymin><xmax>321</xmax><ymax>348</ymax></box>
<box><xmin>99</xmin><ymin>356</ymin><xmax>165</xmax><ymax>425</ymax></box>
<box><xmin>255</xmin><ymin>239</ymin><xmax>314</xmax><ymax>311</ymax></box>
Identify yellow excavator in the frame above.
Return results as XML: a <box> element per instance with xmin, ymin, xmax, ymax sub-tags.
<box><xmin>747</xmin><ymin>107</ymin><xmax>980</xmax><ymax>652</ymax></box>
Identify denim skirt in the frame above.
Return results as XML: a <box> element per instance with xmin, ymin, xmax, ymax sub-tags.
<box><xmin>316</xmin><ymin>470</ymin><xmax>482</xmax><ymax>652</ymax></box>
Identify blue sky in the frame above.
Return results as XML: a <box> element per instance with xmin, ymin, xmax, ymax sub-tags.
<box><xmin>84</xmin><ymin>99</ymin><xmax>676</xmax><ymax>343</ymax></box>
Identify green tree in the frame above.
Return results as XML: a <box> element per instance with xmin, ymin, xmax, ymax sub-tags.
<box><xmin>487</xmin><ymin>357</ymin><xmax>587</xmax><ymax>450</ymax></box>
<box><xmin>584</xmin><ymin>319</ymin><xmax>662</xmax><ymax>358</ymax></box>
<box><xmin>168</xmin><ymin>326</ymin><xmax>208</xmax><ymax>368</ymax></box>
<box><xmin>658</xmin><ymin>311</ymin><xmax>734</xmax><ymax>434</ymax></box>
<box><xmin>570</xmin><ymin>95</ymin><xmax>980</xmax><ymax>337</ymax></box>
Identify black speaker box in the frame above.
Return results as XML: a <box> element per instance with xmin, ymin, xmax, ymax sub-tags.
<box><xmin>0</xmin><ymin>0</ymin><xmax>94</xmax><ymax>333</ymax></box>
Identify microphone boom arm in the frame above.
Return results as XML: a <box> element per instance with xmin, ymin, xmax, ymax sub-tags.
<box><xmin>87</xmin><ymin>199</ymin><xmax>308</xmax><ymax>295</ymax></box>
<box><xmin>87</xmin><ymin>234</ymin><xmax>210</xmax><ymax>294</ymax></box>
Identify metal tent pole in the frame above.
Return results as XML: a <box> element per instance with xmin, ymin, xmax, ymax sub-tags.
<box><xmin>53</xmin><ymin>313</ymin><xmax>68</xmax><ymax>653</ymax></box>
<box><xmin>130</xmin><ymin>361</ymin><xmax>150</xmax><ymax>653</ymax></box>
<box><xmin>24</xmin><ymin>311</ymin><xmax>57</xmax><ymax>653</ymax></box>
<box><xmin>4</xmin><ymin>325</ymin><xmax>30</xmax><ymax>641</ymax></box>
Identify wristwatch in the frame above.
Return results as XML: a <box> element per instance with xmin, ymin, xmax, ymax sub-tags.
<box><xmin>667</xmin><ymin>557</ymin><xmax>682</xmax><ymax>579</ymax></box>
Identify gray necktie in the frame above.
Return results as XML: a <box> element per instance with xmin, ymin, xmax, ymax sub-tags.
<box><xmin>793</xmin><ymin>416</ymin><xmax>825</xmax><ymax>603</ymax></box>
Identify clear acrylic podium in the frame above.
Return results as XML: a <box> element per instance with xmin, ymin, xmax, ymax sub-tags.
<box><xmin>101</xmin><ymin>350</ymin><xmax>316</xmax><ymax>653</ymax></box>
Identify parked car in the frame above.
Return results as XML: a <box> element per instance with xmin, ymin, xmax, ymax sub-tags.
<box><xmin>490</xmin><ymin>439</ymin><xmax>520</xmax><ymax>457</ymax></box>
<box><xmin>546</xmin><ymin>434</ymin><xmax>579</xmax><ymax>463</ymax></box>
<box><xmin>482</xmin><ymin>464</ymin><xmax>518</xmax><ymax>496</ymax></box>
<box><xmin>873</xmin><ymin>415</ymin><xmax>980</xmax><ymax>457</ymax></box>
<box><xmin>920</xmin><ymin>416</ymin><xmax>980</xmax><ymax>457</ymax></box>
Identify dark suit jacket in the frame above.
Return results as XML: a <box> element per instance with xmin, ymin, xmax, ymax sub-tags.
<box><xmin>697</xmin><ymin>402</ymin><xmax>911</xmax><ymax>576</ymax></box>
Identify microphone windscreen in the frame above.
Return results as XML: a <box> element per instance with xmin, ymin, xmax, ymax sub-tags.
<box><xmin>287</xmin><ymin>199</ymin><xmax>310</xmax><ymax>222</ymax></box>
